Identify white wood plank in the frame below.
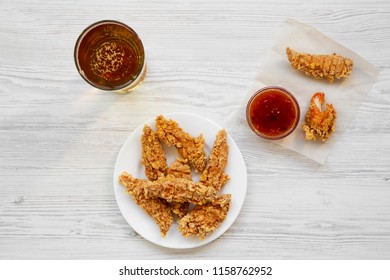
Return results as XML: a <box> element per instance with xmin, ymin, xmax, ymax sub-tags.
<box><xmin>1</xmin><ymin>0</ymin><xmax>390</xmax><ymax>259</ymax></box>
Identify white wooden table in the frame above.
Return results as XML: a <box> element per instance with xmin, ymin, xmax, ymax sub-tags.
<box><xmin>1</xmin><ymin>0</ymin><xmax>390</xmax><ymax>259</ymax></box>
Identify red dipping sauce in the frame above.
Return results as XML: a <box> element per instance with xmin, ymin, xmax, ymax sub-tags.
<box><xmin>246</xmin><ymin>86</ymin><xmax>300</xmax><ymax>140</ymax></box>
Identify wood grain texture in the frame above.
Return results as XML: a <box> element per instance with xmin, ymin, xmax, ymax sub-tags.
<box><xmin>1</xmin><ymin>0</ymin><xmax>390</xmax><ymax>259</ymax></box>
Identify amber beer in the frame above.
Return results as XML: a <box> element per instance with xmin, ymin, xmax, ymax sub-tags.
<box><xmin>74</xmin><ymin>20</ymin><xmax>146</xmax><ymax>92</ymax></box>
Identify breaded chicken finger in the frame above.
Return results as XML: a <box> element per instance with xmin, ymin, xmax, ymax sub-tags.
<box><xmin>302</xmin><ymin>92</ymin><xmax>336</xmax><ymax>142</ymax></box>
<box><xmin>141</xmin><ymin>125</ymin><xmax>167</xmax><ymax>181</ymax></box>
<box><xmin>286</xmin><ymin>47</ymin><xmax>353</xmax><ymax>83</ymax></box>
<box><xmin>200</xmin><ymin>129</ymin><xmax>230</xmax><ymax>191</ymax></box>
<box><xmin>119</xmin><ymin>172</ymin><xmax>173</xmax><ymax>237</ymax></box>
<box><xmin>166</xmin><ymin>158</ymin><xmax>192</xmax><ymax>181</ymax></box>
<box><xmin>178</xmin><ymin>194</ymin><xmax>231</xmax><ymax>239</ymax></box>
<box><xmin>156</xmin><ymin>115</ymin><xmax>207</xmax><ymax>173</ymax></box>
<box><xmin>145</xmin><ymin>177</ymin><xmax>217</xmax><ymax>205</ymax></box>
<box><xmin>166</xmin><ymin>158</ymin><xmax>192</xmax><ymax>218</ymax></box>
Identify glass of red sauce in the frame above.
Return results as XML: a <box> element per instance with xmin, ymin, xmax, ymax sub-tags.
<box><xmin>246</xmin><ymin>86</ymin><xmax>300</xmax><ymax>140</ymax></box>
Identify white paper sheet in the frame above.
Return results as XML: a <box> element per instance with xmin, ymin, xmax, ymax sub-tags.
<box><xmin>229</xmin><ymin>18</ymin><xmax>379</xmax><ymax>164</ymax></box>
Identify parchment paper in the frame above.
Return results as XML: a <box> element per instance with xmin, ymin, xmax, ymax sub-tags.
<box><xmin>229</xmin><ymin>18</ymin><xmax>379</xmax><ymax>164</ymax></box>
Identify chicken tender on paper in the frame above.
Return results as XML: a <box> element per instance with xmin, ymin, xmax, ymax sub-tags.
<box><xmin>302</xmin><ymin>92</ymin><xmax>337</xmax><ymax>142</ymax></box>
<box><xmin>286</xmin><ymin>47</ymin><xmax>353</xmax><ymax>83</ymax></box>
<box><xmin>178</xmin><ymin>194</ymin><xmax>231</xmax><ymax>239</ymax></box>
<box><xmin>145</xmin><ymin>177</ymin><xmax>217</xmax><ymax>205</ymax></box>
<box><xmin>141</xmin><ymin>125</ymin><xmax>167</xmax><ymax>181</ymax></box>
<box><xmin>200</xmin><ymin>129</ymin><xmax>230</xmax><ymax>192</ymax></box>
<box><xmin>166</xmin><ymin>158</ymin><xmax>192</xmax><ymax>219</ymax></box>
<box><xmin>119</xmin><ymin>172</ymin><xmax>173</xmax><ymax>237</ymax></box>
<box><xmin>156</xmin><ymin>115</ymin><xmax>207</xmax><ymax>173</ymax></box>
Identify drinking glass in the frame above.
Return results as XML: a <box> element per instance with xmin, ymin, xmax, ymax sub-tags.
<box><xmin>74</xmin><ymin>20</ymin><xmax>146</xmax><ymax>92</ymax></box>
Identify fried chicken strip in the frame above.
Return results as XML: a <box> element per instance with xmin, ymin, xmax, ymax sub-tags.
<box><xmin>181</xmin><ymin>131</ymin><xmax>230</xmax><ymax>238</ymax></box>
<box><xmin>200</xmin><ymin>129</ymin><xmax>230</xmax><ymax>192</ymax></box>
<box><xmin>178</xmin><ymin>194</ymin><xmax>231</xmax><ymax>239</ymax></box>
<box><xmin>302</xmin><ymin>92</ymin><xmax>337</xmax><ymax>142</ymax></box>
<box><xmin>119</xmin><ymin>172</ymin><xmax>173</xmax><ymax>237</ymax></box>
<box><xmin>286</xmin><ymin>47</ymin><xmax>353</xmax><ymax>83</ymax></box>
<box><xmin>141</xmin><ymin>125</ymin><xmax>167</xmax><ymax>181</ymax></box>
<box><xmin>166</xmin><ymin>158</ymin><xmax>192</xmax><ymax>218</ymax></box>
<box><xmin>166</xmin><ymin>158</ymin><xmax>192</xmax><ymax>181</ymax></box>
<box><xmin>156</xmin><ymin>115</ymin><xmax>207</xmax><ymax>173</ymax></box>
<box><xmin>145</xmin><ymin>177</ymin><xmax>217</xmax><ymax>205</ymax></box>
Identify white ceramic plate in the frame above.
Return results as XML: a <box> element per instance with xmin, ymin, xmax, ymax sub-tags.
<box><xmin>113</xmin><ymin>112</ymin><xmax>247</xmax><ymax>249</ymax></box>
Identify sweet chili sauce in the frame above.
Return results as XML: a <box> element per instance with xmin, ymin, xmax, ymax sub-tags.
<box><xmin>247</xmin><ymin>87</ymin><xmax>300</xmax><ymax>139</ymax></box>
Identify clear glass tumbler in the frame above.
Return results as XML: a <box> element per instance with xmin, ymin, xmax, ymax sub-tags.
<box><xmin>74</xmin><ymin>20</ymin><xmax>146</xmax><ymax>92</ymax></box>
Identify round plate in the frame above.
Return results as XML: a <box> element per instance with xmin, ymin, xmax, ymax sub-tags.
<box><xmin>113</xmin><ymin>112</ymin><xmax>247</xmax><ymax>249</ymax></box>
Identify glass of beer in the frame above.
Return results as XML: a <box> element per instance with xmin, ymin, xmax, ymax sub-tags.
<box><xmin>74</xmin><ymin>20</ymin><xmax>146</xmax><ymax>92</ymax></box>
